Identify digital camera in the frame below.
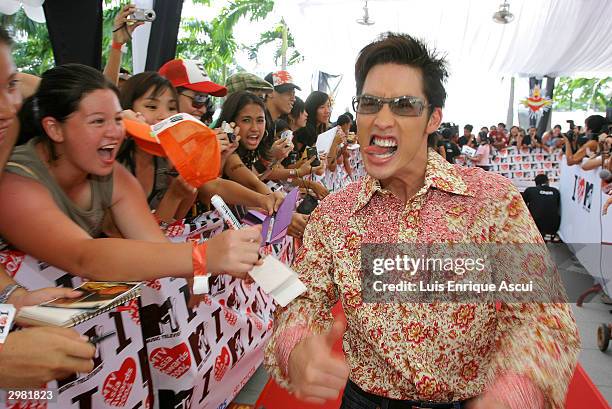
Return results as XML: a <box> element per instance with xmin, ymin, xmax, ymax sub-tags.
<box><xmin>130</xmin><ymin>8</ymin><xmax>156</xmax><ymax>22</ymax></box>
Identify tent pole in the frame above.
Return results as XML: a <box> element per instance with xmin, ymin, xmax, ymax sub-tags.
<box><xmin>507</xmin><ymin>76</ymin><xmax>515</xmax><ymax>127</ymax></box>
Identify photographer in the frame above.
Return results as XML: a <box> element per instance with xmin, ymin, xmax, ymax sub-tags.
<box><xmin>564</xmin><ymin>115</ymin><xmax>607</xmax><ymax>166</ymax></box>
<box><xmin>437</xmin><ymin>126</ymin><xmax>461</xmax><ymax>164</ymax></box>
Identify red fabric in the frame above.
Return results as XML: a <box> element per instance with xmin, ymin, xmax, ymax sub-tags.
<box><xmin>256</xmin><ymin>303</ymin><xmax>345</xmax><ymax>409</ymax></box>
<box><xmin>565</xmin><ymin>364</ymin><xmax>610</xmax><ymax>409</ymax></box>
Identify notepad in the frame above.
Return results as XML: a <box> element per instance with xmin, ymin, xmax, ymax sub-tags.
<box><xmin>260</xmin><ymin>188</ymin><xmax>299</xmax><ymax>245</ymax></box>
<box><xmin>461</xmin><ymin>145</ymin><xmax>477</xmax><ymax>158</ymax></box>
<box><xmin>17</xmin><ymin>282</ymin><xmax>142</xmax><ymax>327</ymax></box>
<box><xmin>249</xmin><ymin>256</ymin><xmax>306</xmax><ymax>307</ymax></box>
<box><xmin>316</xmin><ymin>126</ymin><xmax>339</xmax><ymax>155</ymax></box>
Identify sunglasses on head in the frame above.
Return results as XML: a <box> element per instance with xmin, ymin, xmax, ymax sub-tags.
<box><xmin>180</xmin><ymin>92</ymin><xmax>209</xmax><ymax>109</ymax></box>
<box><xmin>352</xmin><ymin>94</ymin><xmax>430</xmax><ymax>117</ymax></box>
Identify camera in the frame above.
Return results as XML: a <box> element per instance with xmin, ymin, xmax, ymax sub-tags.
<box><xmin>130</xmin><ymin>8</ymin><xmax>156</xmax><ymax>22</ymax></box>
<box><xmin>221</xmin><ymin>121</ymin><xmax>236</xmax><ymax>144</ymax></box>
<box><xmin>306</xmin><ymin>146</ymin><xmax>321</xmax><ymax>167</ymax></box>
<box><xmin>286</xmin><ymin>151</ymin><xmax>299</xmax><ymax>165</ymax></box>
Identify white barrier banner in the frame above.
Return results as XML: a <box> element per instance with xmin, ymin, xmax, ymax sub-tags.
<box><xmin>559</xmin><ymin>159</ymin><xmax>612</xmax><ymax>295</ymax></box>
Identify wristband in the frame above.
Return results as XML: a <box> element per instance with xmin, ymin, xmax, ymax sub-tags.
<box><xmin>111</xmin><ymin>41</ymin><xmax>123</xmax><ymax>51</ymax></box>
<box><xmin>192</xmin><ymin>242</ymin><xmax>210</xmax><ymax>294</ymax></box>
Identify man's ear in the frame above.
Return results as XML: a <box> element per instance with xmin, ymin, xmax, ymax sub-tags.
<box><xmin>41</xmin><ymin>117</ymin><xmax>64</xmax><ymax>143</ymax></box>
<box><xmin>426</xmin><ymin>107</ymin><xmax>442</xmax><ymax>134</ymax></box>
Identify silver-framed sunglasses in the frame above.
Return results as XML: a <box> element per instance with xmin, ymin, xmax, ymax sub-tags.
<box><xmin>352</xmin><ymin>94</ymin><xmax>430</xmax><ymax>117</ymax></box>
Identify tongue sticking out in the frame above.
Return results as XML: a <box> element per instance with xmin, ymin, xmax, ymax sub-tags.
<box><xmin>363</xmin><ymin>144</ymin><xmax>395</xmax><ymax>155</ymax></box>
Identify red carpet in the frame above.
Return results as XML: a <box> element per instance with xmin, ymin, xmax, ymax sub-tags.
<box><xmin>256</xmin><ymin>304</ymin><xmax>610</xmax><ymax>409</ymax></box>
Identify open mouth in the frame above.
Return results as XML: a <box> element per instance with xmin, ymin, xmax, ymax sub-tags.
<box><xmin>363</xmin><ymin>135</ymin><xmax>398</xmax><ymax>159</ymax></box>
<box><xmin>246</xmin><ymin>134</ymin><xmax>260</xmax><ymax>144</ymax></box>
<box><xmin>97</xmin><ymin>143</ymin><xmax>118</xmax><ymax>162</ymax></box>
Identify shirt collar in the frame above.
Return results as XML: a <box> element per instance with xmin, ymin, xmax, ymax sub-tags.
<box><xmin>351</xmin><ymin>148</ymin><xmax>474</xmax><ymax>215</ymax></box>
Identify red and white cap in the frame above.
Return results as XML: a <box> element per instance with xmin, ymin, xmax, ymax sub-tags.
<box><xmin>264</xmin><ymin>70</ymin><xmax>301</xmax><ymax>93</ymax></box>
<box><xmin>159</xmin><ymin>59</ymin><xmax>227</xmax><ymax>97</ymax></box>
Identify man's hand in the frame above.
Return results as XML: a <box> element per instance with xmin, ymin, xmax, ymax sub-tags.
<box><xmin>0</xmin><ymin>327</ymin><xmax>96</xmax><ymax>388</ymax></box>
<box><xmin>288</xmin><ymin>317</ymin><xmax>350</xmax><ymax>404</ymax></box>
<box><xmin>112</xmin><ymin>4</ymin><xmax>144</xmax><ymax>45</ymax></box>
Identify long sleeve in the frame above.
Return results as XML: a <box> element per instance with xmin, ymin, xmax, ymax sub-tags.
<box><xmin>263</xmin><ymin>204</ymin><xmax>340</xmax><ymax>388</ymax></box>
<box><xmin>487</xmin><ymin>185</ymin><xmax>580</xmax><ymax>408</ymax></box>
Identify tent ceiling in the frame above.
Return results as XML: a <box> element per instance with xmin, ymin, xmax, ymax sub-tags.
<box><xmin>276</xmin><ymin>0</ymin><xmax>612</xmax><ymax>78</ymax></box>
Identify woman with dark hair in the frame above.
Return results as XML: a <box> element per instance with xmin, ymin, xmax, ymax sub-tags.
<box><xmin>473</xmin><ymin>130</ymin><xmax>492</xmax><ymax>170</ymax></box>
<box><xmin>0</xmin><ymin>27</ymin><xmax>101</xmax><ymax>389</ymax></box>
<box><xmin>117</xmin><ymin>71</ymin><xmax>198</xmax><ymax>223</ymax></box>
<box><xmin>219</xmin><ymin>91</ymin><xmax>328</xmax><ymax>200</ymax></box>
<box><xmin>286</xmin><ymin>96</ymin><xmax>307</xmax><ymax>133</ymax></box>
<box><xmin>0</xmin><ymin>63</ymin><xmax>261</xmax><ymax>283</ymax></box>
<box><xmin>303</xmin><ymin>91</ymin><xmax>345</xmax><ymax>173</ymax></box>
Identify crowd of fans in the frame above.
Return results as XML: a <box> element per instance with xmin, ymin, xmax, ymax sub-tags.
<box><xmin>0</xmin><ymin>5</ymin><xmax>360</xmax><ymax>390</ymax></box>
<box><xmin>0</xmin><ymin>3</ymin><xmax>609</xmax><ymax>398</ymax></box>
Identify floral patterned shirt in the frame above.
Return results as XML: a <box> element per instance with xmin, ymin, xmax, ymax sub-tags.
<box><xmin>264</xmin><ymin>150</ymin><xmax>579</xmax><ymax>408</ymax></box>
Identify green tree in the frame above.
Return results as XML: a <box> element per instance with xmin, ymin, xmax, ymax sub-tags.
<box><xmin>1</xmin><ymin>0</ymin><xmax>281</xmax><ymax>82</ymax></box>
<box><xmin>1</xmin><ymin>10</ymin><xmax>53</xmax><ymax>75</ymax></box>
<box><xmin>553</xmin><ymin>77</ymin><xmax>611</xmax><ymax>112</ymax></box>
<box><xmin>245</xmin><ymin>20</ymin><xmax>303</xmax><ymax>68</ymax></box>
<box><xmin>178</xmin><ymin>0</ymin><xmax>275</xmax><ymax>83</ymax></box>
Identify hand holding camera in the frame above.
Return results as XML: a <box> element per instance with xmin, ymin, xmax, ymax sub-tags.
<box><xmin>271</xmin><ymin>136</ymin><xmax>293</xmax><ymax>161</ymax></box>
<box><xmin>305</xmin><ymin>146</ymin><xmax>321</xmax><ymax>167</ymax></box>
<box><xmin>112</xmin><ymin>4</ymin><xmax>146</xmax><ymax>45</ymax></box>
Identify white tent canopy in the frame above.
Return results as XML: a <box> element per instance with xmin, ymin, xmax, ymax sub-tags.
<box><xmin>273</xmin><ymin>0</ymin><xmax>612</xmax><ymax>126</ymax></box>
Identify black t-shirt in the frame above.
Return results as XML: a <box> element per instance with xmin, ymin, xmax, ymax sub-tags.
<box><xmin>522</xmin><ymin>135</ymin><xmax>532</xmax><ymax>146</ymax></box>
<box><xmin>437</xmin><ymin>139</ymin><xmax>461</xmax><ymax>163</ymax></box>
<box><xmin>521</xmin><ymin>185</ymin><xmax>561</xmax><ymax>233</ymax></box>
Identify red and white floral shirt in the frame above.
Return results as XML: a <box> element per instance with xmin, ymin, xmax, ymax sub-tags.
<box><xmin>264</xmin><ymin>150</ymin><xmax>579</xmax><ymax>408</ymax></box>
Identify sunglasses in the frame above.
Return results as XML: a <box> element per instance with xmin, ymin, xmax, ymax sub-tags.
<box><xmin>180</xmin><ymin>92</ymin><xmax>209</xmax><ymax>109</ymax></box>
<box><xmin>352</xmin><ymin>95</ymin><xmax>429</xmax><ymax>117</ymax></box>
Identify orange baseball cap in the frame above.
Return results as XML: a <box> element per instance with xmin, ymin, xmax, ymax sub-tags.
<box><xmin>123</xmin><ymin>113</ymin><xmax>220</xmax><ymax>187</ymax></box>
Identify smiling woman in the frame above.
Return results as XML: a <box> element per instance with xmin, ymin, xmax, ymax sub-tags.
<box><xmin>0</xmin><ymin>63</ymin><xmax>262</xmax><ymax>283</ymax></box>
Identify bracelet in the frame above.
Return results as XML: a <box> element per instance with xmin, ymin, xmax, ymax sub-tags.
<box><xmin>296</xmin><ymin>168</ymin><xmax>301</xmax><ymax>178</ymax></box>
<box><xmin>0</xmin><ymin>283</ymin><xmax>24</xmax><ymax>304</ymax></box>
<box><xmin>192</xmin><ymin>242</ymin><xmax>210</xmax><ymax>294</ymax></box>
<box><xmin>111</xmin><ymin>41</ymin><xmax>123</xmax><ymax>51</ymax></box>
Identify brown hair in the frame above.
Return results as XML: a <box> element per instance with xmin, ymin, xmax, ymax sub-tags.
<box><xmin>355</xmin><ymin>32</ymin><xmax>448</xmax><ymax>111</ymax></box>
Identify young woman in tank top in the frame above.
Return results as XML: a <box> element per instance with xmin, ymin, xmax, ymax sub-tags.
<box><xmin>0</xmin><ymin>64</ymin><xmax>261</xmax><ymax>282</ymax></box>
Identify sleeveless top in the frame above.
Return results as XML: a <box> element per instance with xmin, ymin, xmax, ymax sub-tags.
<box><xmin>4</xmin><ymin>138</ymin><xmax>114</xmax><ymax>238</ymax></box>
<box><xmin>118</xmin><ymin>146</ymin><xmax>171</xmax><ymax>210</ymax></box>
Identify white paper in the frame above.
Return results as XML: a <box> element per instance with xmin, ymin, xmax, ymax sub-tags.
<box><xmin>0</xmin><ymin>304</ymin><xmax>16</xmax><ymax>343</ymax></box>
<box><xmin>461</xmin><ymin>145</ymin><xmax>477</xmax><ymax>158</ymax></box>
<box><xmin>249</xmin><ymin>256</ymin><xmax>306</xmax><ymax>307</ymax></box>
<box><xmin>315</xmin><ymin>126</ymin><xmax>339</xmax><ymax>155</ymax></box>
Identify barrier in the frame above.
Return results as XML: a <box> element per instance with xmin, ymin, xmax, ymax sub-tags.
<box><xmin>558</xmin><ymin>159</ymin><xmax>612</xmax><ymax>296</ymax></box>
<box><xmin>456</xmin><ymin>145</ymin><xmax>563</xmax><ymax>186</ymax></box>
<box><xmin>0</xmin><ymin>211</ymin><xmax>287</xmax><ymax>409</ymax></box>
